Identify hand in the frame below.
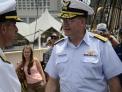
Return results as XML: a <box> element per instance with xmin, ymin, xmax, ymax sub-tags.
<box><xmin>41</xmin><ymin>80</ymin><xmax>46</xmax><ymax>87</ymax></box>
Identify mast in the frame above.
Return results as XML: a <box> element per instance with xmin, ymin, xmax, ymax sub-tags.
<box><xmin>91</xmin><ymin>0</ymin><xmax>101</xmax><ymax>31</ymax></box>
<box><xmin>91</xmin><ymin>0</ymin><xmax>122</xmax><ymax>33</ymax></box>
<box><xmin>99</xmin><ymin>0</ymin><xmax>107</xmax><ymax>23</ymax></box>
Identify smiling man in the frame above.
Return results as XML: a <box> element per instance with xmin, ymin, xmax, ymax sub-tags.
<box><xmin>0</xmin><ymin>0</ymin><xmax>22</xmax><ymax>92</ymax></box>
<box><xmin>45</xmin><ymin>0</ymin><xmax>122</xmax><ymax>92</ymax></box>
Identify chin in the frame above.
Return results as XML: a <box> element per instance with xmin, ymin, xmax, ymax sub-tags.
<box><xmin>5</xmin><ymin>43</ymin><xmax>13</xmax><ymax>48</ymax></box>
<box><xmin>64</xmin><ymin>32</ymin><xmax>70</xmax><ymax>36</ymax></box>
<box><xmin>4</xmin><ymin>41</ymin><xmax>14</xmax><ymax>48</ymax></box>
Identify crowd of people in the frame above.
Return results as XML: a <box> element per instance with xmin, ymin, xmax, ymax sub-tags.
<box><xmin>0</xmin><ymin>0</ymin><xmax>122</xmax><ymax>92</ymax></box>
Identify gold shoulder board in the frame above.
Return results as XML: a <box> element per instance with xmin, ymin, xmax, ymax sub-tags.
<box><xmin>54</xmin><ymin>38</ymin><xmax>65</xmax><ymax>45</ymax></box>
<box><xmin>0</xmin><ymin>55</ymin><xmax>11</xmax><ymax>64</ymax></box>
<box><xmin>94</xmin><ymin>34</ymin><xmax>108</xmax><ymax>42</ymax></box>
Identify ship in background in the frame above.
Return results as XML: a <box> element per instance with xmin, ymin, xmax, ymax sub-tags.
<box><xmin>90</xmin><ymin>0</ymin><xmax>122</xmax><ymax>34</ymax></box>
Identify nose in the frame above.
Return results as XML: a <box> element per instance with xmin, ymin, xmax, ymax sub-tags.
<box><xmin>14</xmin><ymin>24</ymin><xmax>18</xmax><ymax>33</ymax></box>
<box><xmin>63</xmin><ymin>19</ymin><xmax>71</xmax><ymax>27</ymax></box>
<box><xmin>63</xmin><ymin>19</ymin><xmax>69</xmax><ymax>24</ymax></box>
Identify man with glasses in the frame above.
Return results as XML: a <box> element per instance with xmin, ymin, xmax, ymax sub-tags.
<box><xmin>96</xmin><ymin>23</ymin><xmax>119</xmax><ymax>47</ymax></box>
<box><xmin>45</xmin><ymin>0</ymin><xmax>122</xmax><ymax>92</ymax></box>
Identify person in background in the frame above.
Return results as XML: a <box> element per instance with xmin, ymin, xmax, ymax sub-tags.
<box><xmin>42</xmin><ymin>33</ymin><xmax>60</xmax><ymax>82</ymax></box>
<box><xmin>0</xmin><ymin>0</ymin><xmax>22</xmax><ymax>92</ymax></box>
<box><xmin>45</xmin><ymin>0</ymin><xmax>122</xmax><ymax>92</ymax></box>
<box><xmin>46</xmin><ymin>37</ymin><xmax>53</xmax><ymax>48</ymax></box>
<box><xmin>16</xmin><ymin>45</ymin><xmax>46</xmax><ymax>92</ymax></box>
<box><xmin>43</xmin><ymin>33</ymin><xmax>59</xmax><ymax>69</ymax></box>
<box><xmin>114</xmin><ymin>28</ymin><xmax>122</xmax><ymax>86</ymax></box>
<box><xmin>96</xmin><ymin>23</ymin><xmax>119</xmax><ymax>47</ymax></box>
<box><xmin>50</xmin><ymin>33</ymin><xmax>59</xmax><ymax>45</ymax></box>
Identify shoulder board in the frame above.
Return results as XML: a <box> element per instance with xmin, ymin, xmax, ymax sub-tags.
<box><xmin>0</xmin><ymin>55</ymin><xmax>11</xmax><ymax>64</ymax></box>
<box><xmin>94</xmin><ymin>34</ymin><xmax>108</xmax><ymax>42</ymax></box>
<box><xmin>54</xmin><ymin>38</ymin><xmax>65</xmax><ymax>45</ymax></box>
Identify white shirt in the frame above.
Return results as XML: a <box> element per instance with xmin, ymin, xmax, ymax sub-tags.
<box><xmin>0</xmin><ymin>48</ymin><xmax>21</xmax><ymax>92</ymax></box>
<box><xmin>45</xmin><ymin>31</ymin><xmax>122</xmax><ymax>92</ymax></box>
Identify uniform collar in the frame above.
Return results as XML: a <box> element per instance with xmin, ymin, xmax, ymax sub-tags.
<box><xmin>0</xmin><ymin>48</ymin><xmax>10</xmax><ymax>64</ymax></box>
<box><xmin>82</xmin><ymin>30</ymin><xmax>93</xmax><ymax>46</ymax></box>
<box><xmin>66</xmin><ymin>30</ymin><xmax>92</xmax><ymax>48</ymax></box>
<box><xmin>0</xmin><ymin>48</ymin><xmax>4</xmax><ymax>56</ymax></box>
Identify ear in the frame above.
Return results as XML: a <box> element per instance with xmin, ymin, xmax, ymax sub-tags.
<box><xmin>1</xmin><ymin>30</ymin><xmax>6</xmax><ymax>35</ymax></box>
<box><xmin>0</xmin><ymin>24</ymin><xmax>7</xmax><ymax>34</ymax></box>
<box><xmin>0</xmin><ymin>30</ymin><xmax>5</xmax><ymax>40</ymax></box>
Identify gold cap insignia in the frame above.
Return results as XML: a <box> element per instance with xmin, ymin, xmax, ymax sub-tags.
<box><xmin>62</xmin><ymin>0</ymin><xmax>71</xmax><ymax>11</ymax></box>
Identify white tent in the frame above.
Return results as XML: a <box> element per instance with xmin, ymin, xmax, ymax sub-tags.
<box><xmin>17</xmin><ymin>9</ymin><xmax>62</xmax><ymax>42</ymax></box>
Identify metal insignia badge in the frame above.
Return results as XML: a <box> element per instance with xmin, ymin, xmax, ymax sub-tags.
<box><xmin>62</xmin><ymin>0</ymin><xmax>71</xmax><ymax>11</ymax></box>
<box><xmin>84</xmin><ymin>49</ymin><xmax>97</xmax><ymax>56</ymax></box>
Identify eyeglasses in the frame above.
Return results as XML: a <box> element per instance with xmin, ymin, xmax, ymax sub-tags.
<box><xmin>51</xmin><ymin>36</ymin><xmax>58</xmax><ymax>40</ymax></box>
<box><xmin>98</xmin><ymin>29</ymin><xmax>107</xmax><ymax>32</ymax></box>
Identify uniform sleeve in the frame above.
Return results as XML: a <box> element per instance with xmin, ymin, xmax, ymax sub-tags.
<box><xmin>44</xmin><ymin>47</ymin><xmax>59</xmax><ymax>79</ymax></box>
<box><xmin>101</xmin><ymin>41</ymin><xmax>122</xmax><ymax>80</ymax></box>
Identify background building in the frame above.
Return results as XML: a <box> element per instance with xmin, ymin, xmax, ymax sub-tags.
<box><xmin>16</xmin><ymin>0</ymin><xmax>61</xmax><ymax>23</ymax></box>
<box><xmin>16</xmin><ymin>0</ymin><xmax>122</xmax><ymax>29</ymax></box>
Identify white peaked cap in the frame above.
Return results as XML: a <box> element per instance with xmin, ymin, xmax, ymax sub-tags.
<box><xmin>0</xmin><ymin>0</ymin><xmax>16</xmax><ymax>15</ymax></box>
<box><xmin>0</xmin><ymin>0</ymin><xmax>22</xmax><ymax>22</ymax></box>
<box><xmin>64</xmin><ymin>0</ymin><xmax>94</xmax><ymax>15</ymax></box>
<box><xmin>59</xmin><ymin>0</ymin><xmax>94</xmax><ymax>19</ymax></box>
<box><xmin>62</xmin><ymin>0</ymin><xmax>94</xmax><ymax>15</ymax></box>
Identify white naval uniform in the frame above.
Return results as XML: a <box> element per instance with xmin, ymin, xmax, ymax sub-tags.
<box><xmin>45</xmin><ymin>31</ymin><xmax>122</xmax><ymax>92</ymax></box>
<box><xmin>0</xmin><ymin>48</ymin><xmax>21</xmax><ymax>92</ymax></box>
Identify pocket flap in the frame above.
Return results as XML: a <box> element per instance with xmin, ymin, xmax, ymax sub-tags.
<box><xmin>56</xmin><ymin>54</ymin><xmax>68</xmax><ymax>64</ymax></box>
<box><xmin>82</xmin><ymin>56</ymin><xmax>99</xmax><ymax>63</ymax></box>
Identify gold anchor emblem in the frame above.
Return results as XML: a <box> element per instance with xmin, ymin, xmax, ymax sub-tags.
<box><xmin>62</xmin><ymin>0</ymin><xmax>71</xmax><ymax>10</ymax></box>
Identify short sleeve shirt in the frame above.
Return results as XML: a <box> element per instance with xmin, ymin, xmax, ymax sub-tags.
<box><xmin>45</xmin><ymin>31</ymin><xmax>122</xmax><ymax>92</ymax></box>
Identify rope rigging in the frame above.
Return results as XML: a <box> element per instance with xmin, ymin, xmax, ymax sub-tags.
<box><xmin>91</xmin><ymin>0</ymin><xmax>122</xmax><ymax>33</ymax></box>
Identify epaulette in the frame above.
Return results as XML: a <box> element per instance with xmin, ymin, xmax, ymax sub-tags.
<box><xmin>0</xmin><ymin>55</ymin><xmax>11</xmax><ymax>64</ymax></box>
<box><xmin>94</xmin><ymin>34</ymin><xmax>108</xmax><ymax>42</ymax></box>
<box><xmin>54</xmin><ymin>38</ymin><xmax>65</xmax><ymax>45</ymax></box>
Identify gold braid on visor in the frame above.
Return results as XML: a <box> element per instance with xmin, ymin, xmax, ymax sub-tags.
<box><xmin>5</xmin><ymin>16</ymin><xmax>22</xmax><ymax>21</ymax></box>
<box><xmin>59</xmin><ymin>11</ymin><xmax>85</xmax><ymax>19</ymax></box>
